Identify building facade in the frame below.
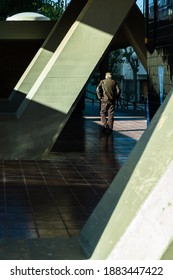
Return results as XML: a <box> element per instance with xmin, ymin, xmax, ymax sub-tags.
<box><xmin>145</xmin><ymin>0</ymin><xmax>173</xmax><ymax>119</ymax></box>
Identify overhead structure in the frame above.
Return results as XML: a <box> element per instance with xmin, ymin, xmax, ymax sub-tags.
<box><xmin>0</xmin><ymin>0</ymin><xmax>145</xmax><ymax>160</ymax></box>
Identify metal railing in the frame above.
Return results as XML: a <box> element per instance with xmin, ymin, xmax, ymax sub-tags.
<box><xmin>85</xmin><ymin>90</ymin><xmax>98</xmax><ymax>106</ymax></box>
<box><xmin>117</xmin><ymin>97</ymin><xmax>146</xmax><ymax>111</ymax></box>
<box><xmin>85</xmin><ymin>90</ymin><xmax>146</xmax><ymax>111</ymax></box>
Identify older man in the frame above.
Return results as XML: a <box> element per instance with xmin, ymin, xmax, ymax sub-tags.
<box><xmin>96</xmin><ymin>72</ymin><xmax>120</xmax><ymax>132</ymax></box>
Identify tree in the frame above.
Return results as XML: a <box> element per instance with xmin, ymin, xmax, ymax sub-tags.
<box><xmin>0</xmin><ymin>0</ymin><xmax>64</xmax><ymax>20</ymax></box>
<box><xmin>90</xmin><ymin>49</ymin><xmax>123</xmax><ymax>87</ymax></box>
<box><xmin>109</xmin><ymin>49</ymin><xmax>124</xmax><ymax>80</ymax></box>
<box><xmin>122</xmin><ymin>47</ymin><xmax>139</xmax><ymax>109</ymax></box>
<box><xmin>33</xmin><ymin>0</ymin><xmax>64</xmax><ymax>20</ymax></box>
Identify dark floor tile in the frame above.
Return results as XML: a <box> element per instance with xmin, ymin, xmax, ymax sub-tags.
<box><xmin>32</xmin><ymin>205</ymin><xmax>59</xmax><ymax>214</ymax></box>
<box><xmin>61</xmin><ymin>212</ymin><xmax>88</xmax><ymax>221</ymax></box>
<box><xmin>0</xmin><ymin>230</ymin><xmax>6</xmax><ymax>238</ymax></box>
<box><xmin>65</xmin><ymin>220</ymin><xmax>86</xmax><ymax>228</ymax></box>
<box><xmin>36</xmin><ymin>220</ymin><xmax>65</xmax><ymax>229</ymax></box>
<box><xmin>0</xmin><ymin>106</ymin><xmax>146</xmax><ymax>241</ymax></box>
<box><xmin>6</xmin><ymin>191</ymin><xmax>29</xmax><ymax>200</ymax></box>
<box><xmin>6</xmin><ymin>200</ymin><xmax>30</xmax><ymax>206</ymax></box>
<box><xmin>7</xmin><ymin>213</ymin><xmax>34</xmax><ymax>222</ymax></box>
<box><xmin>6</xmin><ymin>209</ymin><xmax>31</xmax><ymax>218</ymax></box>
<box><xmin>54</xmin><ymin>199</ymin><xmax>80</xmax><ymax>207</ymax></box>
<box><xmin>0</xmin><ymin>222</ymin><xmax>6</xmax><ymax>231</ymax></box>
<box><xmin>7</xmin><ymin>221</ymin><xmax>36</xmax><ymax>230</ymax></box>
<box><xmin>68</xmin><ymin>228</ymin><xmax>81</xmax><ymax>237</ymax></box>
<box><xmin>58</xmin><ymin>205</ymin><xmax>86</xmax><ymax>214</ymax></box>
<box><xmin>70</xmin><ymin>187</ymin><xmax>97</xmax><ymax>195</ymax></box>
<box><xmin>28</xmin><ymin>193</ymin><xmax>52</xmax><ymax>200</ymax></box>
<box><xmin>49</xmin><ymin>187</ymin><xmax>72</xmax><ymax>195</ymax></box>
<box><xmin>45</xmin><ymin>180</ymin><xmax>66</xmax><ymax>188</ymax></box>
<box><xmin>7</xmin><ymin>229</ymin><xmax>38</xmax><ymax>238</ymax></box>
<box><xmin>0</xmin><ymin>214</ymin><xmax>5</xmax><ymax>221</ymax></box>
<box><xmin>5</xmin><ymin>180</ymin><xmax>25</xmax><ymax>188</ymax></box>
<box><xmin>25</xmin><ymin>179</ymin><xmax>46</xmax><ymax>186</ymax></box>
<box><xmin>38</xmin><ymin>229</ymin><xmax>69</xmax><ymax>238</ymax></box>
<box><xmin>50</xmin><ymin>194</ymin><xmax>76</xmax><ymax>202</ymax></box>
<box><xmin>6</xmin><ymin>205</ymin><xmax>32</xmax><ymax>215</ymax></box>
<box><xmin>34</xmin><ymin>213</ymin><xmax>62</xmax><ymax>220</ymax></box>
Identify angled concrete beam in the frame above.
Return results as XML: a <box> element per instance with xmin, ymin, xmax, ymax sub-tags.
<box><xmin>0</xmin><ymin>0</ymin><xmax>88</xmax><ymax>112</ymax></box>
<box><xmin>80</xmin><ymin>88</ymin><xmax>173</xmax><ymax>259</ymax></box>
<box><xmin>123</xmin><ymin>4</ymin><xmax>147</xmax><ymax>70</ymax></box>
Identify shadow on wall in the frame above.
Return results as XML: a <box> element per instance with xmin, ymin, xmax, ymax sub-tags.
<box><xmin>0</xmin><ymin>90</ymin><xmax>67</xmax><ymax>160</ymax></box>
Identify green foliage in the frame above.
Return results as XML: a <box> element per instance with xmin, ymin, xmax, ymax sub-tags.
<box><xmin>122</xmin><ymin>47</ymin><xmax>133</xmax><ymax>62</ymax></box>
<box><xmin>33</xmin><ymin>0</ymin><xmax>64</xmax><ymax>20</ymax></box>
<box><xmin>122</xmin><ymin>47</ymin><xmax>139</xmax><ymax>71</ymax></box>
<box><xmin>90</xmin><ymin>49</ymin><xmax>124</xmax><ymax>86</ymax></box>
<box><xmin>0</xmin><ymin>0</ymin><xmax>65</xmax><ymax>20</ymax></box>
<box><xmin>109</xmin><ymin>49</ymin><xmax>125</xmax><ymax>80</ymax></box>
<box><xmin>109</xmin><ymin>49</ymin><xmax>124</xmax><ymax>71</ymax></box>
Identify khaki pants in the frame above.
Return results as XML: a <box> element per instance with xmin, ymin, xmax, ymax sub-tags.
<box><xmin>100</xmin><ymin>101</ymin><xmax>115</xmax><ymax>129</ymax></box>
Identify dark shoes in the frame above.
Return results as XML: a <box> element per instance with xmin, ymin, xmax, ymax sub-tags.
<box><xmin>106</xmin><ymin>127</ymin><xmax>113</xmax><ymax>134</ymax></box>
<box><xmin>102</xmin><ymin>124</ymin><xmax>112</xmax><ymax>135</ymax></box>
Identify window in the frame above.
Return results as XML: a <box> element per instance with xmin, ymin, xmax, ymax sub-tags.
<box><xmin>145</xmin><ymin>0</ymin><xmax>173</xmax><ymax>50</ymax></box>
<box><xmin>157</xmin><ymin>0</ymin><xmax>173</xmax><ymax>20</ymax></box>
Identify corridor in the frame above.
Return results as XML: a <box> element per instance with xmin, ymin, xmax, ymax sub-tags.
<box><xmin>0</xmin><ymin>102</ymin><xmax>146</xmax><ymax>240</ymax></box>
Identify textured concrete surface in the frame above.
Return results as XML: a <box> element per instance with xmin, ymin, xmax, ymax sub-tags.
<box><xmin>80</xmin><ymin>89</ymin><xmax>173</xmax><ymax>260</ymax></box>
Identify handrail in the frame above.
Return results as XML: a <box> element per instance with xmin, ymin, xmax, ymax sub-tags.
<box><xmin>117</xmin><ymin>97</ymin><xmax>146</xmax><ymax>111</ymax></box>
<box><xmin>85</xmin><ymin>89</ymin><xmax>97</xmax><ymax>98</ymax></box>
<box><xmin>85</xmin><ymin>90</ymin><xmax>146</xmax><ymax>111</ymax></box>
<box><xmin>85</xmin><ymin>90</ymin><xmax>97</xmax><ymax>106</ymax></box>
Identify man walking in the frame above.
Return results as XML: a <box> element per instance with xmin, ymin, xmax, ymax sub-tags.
<box><xmin>96</xmin><ymin>72</ymin><xmax>120</xmax><ymax>133</ymax></box>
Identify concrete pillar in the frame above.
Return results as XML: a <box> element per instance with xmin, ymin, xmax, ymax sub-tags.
<box><xmin>80</xmin><ymin>87</ymin><xmax>173</xmax><ymax>260</ymax></box>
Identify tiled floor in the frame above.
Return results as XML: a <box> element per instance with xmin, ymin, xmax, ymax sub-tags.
<box><xmin>0</xmin><ymin>102</ymin><xmax>147</xmax><ymax>239</ymax></box>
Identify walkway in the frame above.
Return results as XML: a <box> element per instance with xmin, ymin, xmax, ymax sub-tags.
<box><xmin>0</xmin><ymin>102</ymin><xmax>146</xmax><ymax>241</ymax></box>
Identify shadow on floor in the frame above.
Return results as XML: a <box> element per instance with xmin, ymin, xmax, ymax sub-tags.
<box><xmin>0</xmin><ymin>103</ymin><xmax>146</xmax><ymax>242</ymax></box>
